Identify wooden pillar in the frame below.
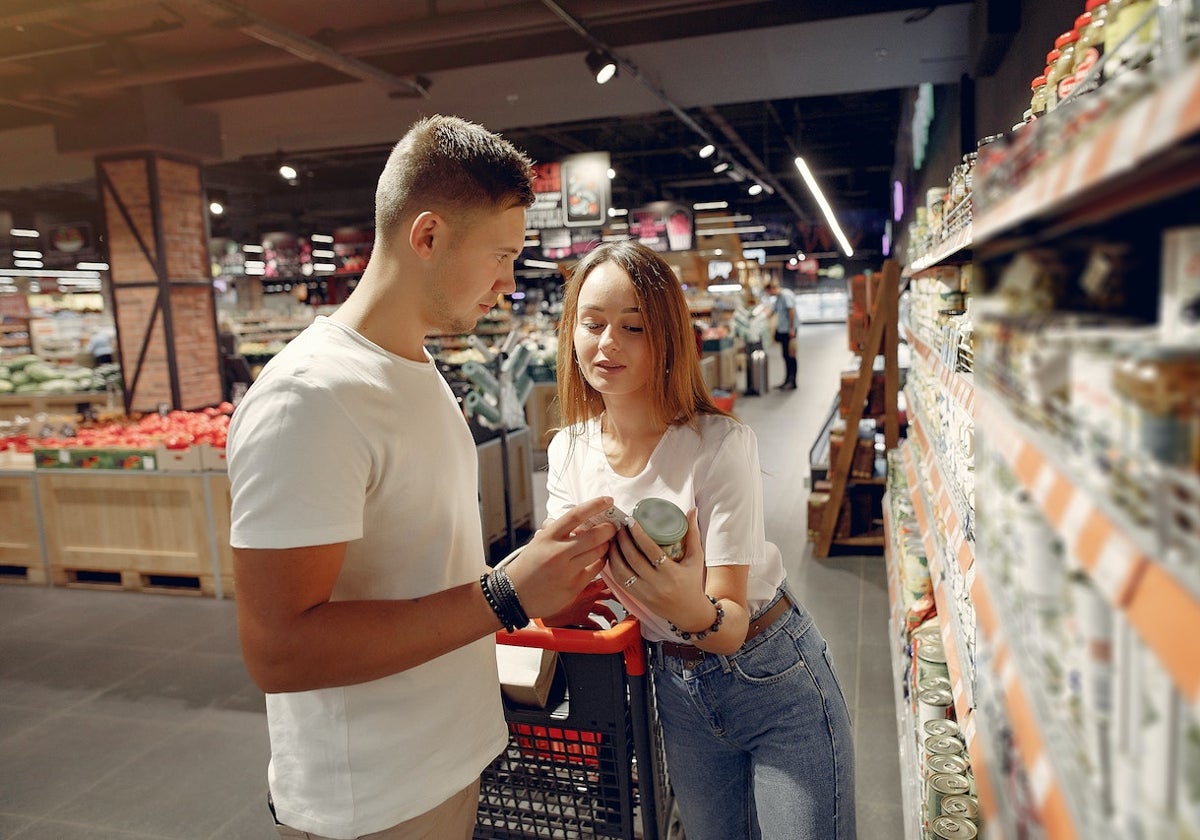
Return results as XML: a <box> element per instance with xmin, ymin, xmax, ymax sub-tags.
<box><xmin>97</xmin><ymin>152</ymin><xmax>223</xmax><ymax>412</ymax></box>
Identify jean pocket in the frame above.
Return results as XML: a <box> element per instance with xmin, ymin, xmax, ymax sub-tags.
<box><xmin>730</xmin><ymin>628</ymin><xmax>807</xmax><ymax>685</ymax></box>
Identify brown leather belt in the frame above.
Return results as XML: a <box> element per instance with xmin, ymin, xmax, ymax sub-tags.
<box><xmin>658</xmin><ymin>592</ymin><xmax>793</xmax><ymax>668</ymax></box>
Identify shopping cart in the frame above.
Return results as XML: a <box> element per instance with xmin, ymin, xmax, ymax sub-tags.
<box><xmin>475</xmin><ymin>616</ymin><xmax>684</xmax><ymax>840</ymax></box>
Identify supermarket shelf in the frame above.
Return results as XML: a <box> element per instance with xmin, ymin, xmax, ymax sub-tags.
<box><xmin>906</xmin><ymin>222</ymin><xmax>973</xmax><ymax>274</ymax></box>
<box><xmin>906</xmin><ymin>403</ymin><xmax>974</xmax><ymax>566</ymax></box>
<box><xmin>882</xmin><ymin>504</ymin><xmax>924</xmax><ymax>840</ymax></box>
<box><xmin>831</xmin><ymin>532</ymin><xmax>885</xmax><ymax>548</ymax></box>
<box><xmin>905</xmin><ymin>331</ymin><xmax>976</xmax><ymax>418</ymax></box>
<box><xmin>975</xmin><ymin>387</ymin><xmax>1200</xmax><ymax>709</ymax></box>
<box><xmin>973</xmin><ymin>55</ymin><xmax>1200</xmax><ymax>247</ymax></box>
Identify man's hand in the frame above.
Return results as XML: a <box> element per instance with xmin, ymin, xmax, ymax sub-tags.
<box><xmin>542</xmin><ymin>578</ymin><xmax>619</xmax><ymax>629</ymax></box>
<box><xmin>504</xmin><ymin>496</ymin><xmax>616</xmax><ymax>620</ymax></box>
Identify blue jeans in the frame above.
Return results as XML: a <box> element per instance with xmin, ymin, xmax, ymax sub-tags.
<box><xmin>650</xmin><ymin>589</ymin><xmax>856</xmax><ymax>840</ymax></box>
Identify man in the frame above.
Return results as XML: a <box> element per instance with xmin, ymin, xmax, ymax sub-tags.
<box><xmin>767</xmin><ymin>278</ymin><xmax>798</xmax><ymax>390</ymax></box>
<box><xmin>227</xmin><ymin>115</ymin><xmax>616</xmax><ymax>840</ymax></box>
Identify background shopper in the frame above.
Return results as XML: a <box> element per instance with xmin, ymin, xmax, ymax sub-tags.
<box><xmin>546</xmin><ymin>241</ymin><xmax>856</xmax><ymax>840</ymax></box>
<box><xmin>767</xmin><ymin>277</ymin><xmax>799</xmax><ymax>389</ymax></box>
<box><xmin>226</xmin><ymin>115</ymin><xmax>617</xmax><ymax>840</ymax></box>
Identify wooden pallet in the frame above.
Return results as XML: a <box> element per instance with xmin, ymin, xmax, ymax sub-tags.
<box><xmin>51</xmin><ymin>565</ymin><xmax>217</xmax><ymax>597</ymax></box>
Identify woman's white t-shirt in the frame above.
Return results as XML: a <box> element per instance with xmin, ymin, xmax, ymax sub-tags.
<box><xmin>546</xmin><ymin>413</ymin><xmax>785</xmax><ymax>642</ymax></box>
<box><xmin>227</xmin><ymin>317</ymin><xmax>507</xmax><ymax>838</ymax></box>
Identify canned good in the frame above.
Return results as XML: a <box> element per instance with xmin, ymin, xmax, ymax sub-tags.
<box><xmin>940</xmin><ymin>794</ymin><xmax>979</xmax><ymax>821</ymax></box>
<box><xmin>925</xmin><ymin>752</ymin><xmax>969</xmax><ymax>779</ymax></box>
<box><xmin>631</xmin><ymin>497</ymin><xmax>688</xmax><ymax>560</ymax></box>
<box><xmin>918</xmin><ymin>675</ymin><xmax>952</xmax><ymax>694</ymax></box>
<box><xmin>923</xmin><ymin>718</ymin><xmax>961</xmax><ymax>740</ymax></box>
<box><xmin>925</xmin><ymin>734</ymin><xmax>966</xmax><ymax>757</ymax></box>
<box><xmin>926</xmin><ymin>772</ymin><xmax>971</xmax><ymax>822</ymax></box>
<box><xmin>919</xmin><ymin>688</ymin><xmax>954</xmax><ymax>731</ymax></box>
<box><xmin>930</xmin><ymin>814</ymin><xmax>978</xmax><ymax>839</ymax></box>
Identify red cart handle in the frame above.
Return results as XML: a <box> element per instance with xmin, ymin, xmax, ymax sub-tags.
<box><xmin>496</xmin><ymin>616</ymin><xmax>646</xmax><ymax>676</ymax></box>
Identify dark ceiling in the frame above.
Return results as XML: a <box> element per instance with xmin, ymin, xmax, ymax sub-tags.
<box><xmin>0</xmin><ymin>0</ymin><xmax>973</xmax><ymax>266</ymax></box>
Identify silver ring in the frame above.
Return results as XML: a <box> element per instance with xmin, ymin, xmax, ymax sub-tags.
<box><xmin>624</xmin><ymin>575</ymin><xmax>638</xmax><ymax>588</ymax></box>
<box><xmin>655</xmin><ymin>553</ymin><xmax>669</xmax><ymax>568</ymax></box>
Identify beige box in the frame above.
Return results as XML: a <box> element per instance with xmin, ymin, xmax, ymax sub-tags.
<box><xmin>496</xmin><ymin>643</ymin><xmax>558</xmax><ymax>708</ymax></box>
<box><xmin>157</xmin><ymin>445</ymin><xmax>204</xmax><ymax>472</ymax></box>
<box><xmin>200</xmin><ymin>444</ymin><xmax>228</xmax><ymax>471</ymax></box>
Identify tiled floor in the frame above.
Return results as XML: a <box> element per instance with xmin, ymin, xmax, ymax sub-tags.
<box><xmin>0</xmin><ymin>322</ymin><xmax>901</xmax><ymax>839</ymax></box>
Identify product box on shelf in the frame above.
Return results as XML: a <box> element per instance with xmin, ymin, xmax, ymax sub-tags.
<box><xmin>199</xmin><ymin>444</ymin><xmax>228</xmax><ymax>471</ymax></box>
<box><xmin>157</xmin><ymin>445</ymin><xmax>204</xmax><ymax>472</ymax></box>
<box><xmin>33</xmin><ymin>446</ymin><xmax>158</xmax><ymax>471</ymax></box>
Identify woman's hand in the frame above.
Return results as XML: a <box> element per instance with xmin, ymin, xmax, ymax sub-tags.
<box><xmin>606</xmin><ymin>509</ymin><xmax>711</xmax><ymax>623</ymax></box>
<box><xmin>542</xmin><ymin>578</ymin><xmax>619</xmax><ymax>629</ymax></box>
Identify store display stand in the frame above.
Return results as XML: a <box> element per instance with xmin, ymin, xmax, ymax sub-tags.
<box><xmin>813</xmin><ymin>259</ymin><xmax>901</xmax><ymax>558</ymax></box>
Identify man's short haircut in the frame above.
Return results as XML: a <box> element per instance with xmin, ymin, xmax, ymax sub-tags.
<box><xmin>374</xmin><ymin>115</ymin><xmax>536</xmax><ymax>248</ymax></box>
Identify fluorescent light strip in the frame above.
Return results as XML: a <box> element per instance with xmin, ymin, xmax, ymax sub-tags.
<box><xmin>0</xmin><ymin>268</ymin><xmax>101</xmax><ymax>279</ymax></box>
<box><xmin>10</xmin><ymin>228</ymin><xmax>39</xmax><ymax>238</ymax></box>
<box><xmin>76</xmin><ymin>261</ymin><xmax>109</xmax><ymax>270</ymax></box>
<box><xmin>15</xmin><ymin>259</ymin><xmax>44</xmax><ymax>268</ymax></box>
<box><xmin>310</xmin><ymin>233</ymin><xmax>334</xmax><ymax>243</ymax></box>
<box><xmin>692</xmin><ymin>201</ymin><xmax>729</xmax><ymax>211</ymax></box>
<box><xmin>696</xmin><ymin>225</ymin><xmax>766</xmax><ymax>236</ymax></box>
<box><xmin>795</xmin><ymin>157</ymin><xmax>854</xmax><ymax>258</ymax></box>
<box><xmin>311</xmin><ymin>249</ymin><xmax>335</xmax><ymax>259</ymax></box>
<box><xmin>707</xmin><ymin>283</ymin><xmax>743</xmax><ymax>293</ymax></box>
<box><xmin>696</xmin><ymin>214</ymin><xmax>751</xmax><ymax>224</ymax></box>
<box><xmin>13</xmin><ymin>249</ymin><xmax>42</xmax><ymax>259</ymax></box>
<box><xmin>523</xmin><ymin>258</ymin><xmax>560</xmax><ymax>270</ymax></box>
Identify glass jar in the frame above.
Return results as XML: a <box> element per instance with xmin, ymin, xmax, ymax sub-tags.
<box><xmin>1030</xmin><ymin>73</ymin><xmax>1049</xmax><ymax>117</ymax></box>
<box><xmin>1051</xmin><ymin>30</ymin><xmax>1081</xmax><ymax>103</ymax></box>
<box><xmin>1043</xmin><ymin>49</ymin><xmax>1062</xmax><ymax>111</ymax></box>
<box><xmin>1106</xmin><ymin>0</ymin><xmax>1157</xmax><ymax>78</ymax></box>
<box><xmin>1111</xmin><ymin>346</ymin><xmax>1200</xmax><ymax>470</ymax></box>
<box><xmin>631</xmin><ymin>497</ymin><xmax>688</xmax><ymax>560</ymax></box>
<box><xmin>1075</xmin><ymin>1</ymin><xmax>1108</xmax><ymax>94</ymax></box>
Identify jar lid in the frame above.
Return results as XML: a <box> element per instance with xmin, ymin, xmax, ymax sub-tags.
<box><xmin>1075</xmin><ymin>12</ymin><xmax>1092</xmax><ymax>30</ymax></box>
<box><xmin>1056</xmin><ymin>30</ymin><xmax>1079</xmax><ymax>47</ymax></box>
<box><xmin>1046</xmin><ymin>49</ymin><xmax>1061</xmax><ymax>64</ymax></box>
<box><xmin>631</xmin><ymin>497</ymin><xmax>688</xmax><ymax>546</ymax></box>
<box><xmin>1086</xmin><ymin>0</ymin><xmax>1108</xmax><ymax>11</ymax></box>
<box><xmin>1031</xmin><ymin>74</ymin><xmax>1047</xmax><ymax>89</ymax></box>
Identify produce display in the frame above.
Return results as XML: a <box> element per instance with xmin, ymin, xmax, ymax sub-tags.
<box><xmin>0</xmin><ymin>403</ymin><xmax>233</xmax><ymax>471</ymax></box>
<box><xmin>0</xmin><ymin>354</ymin><xmax>121</xmax><ymax>395</ymax></box>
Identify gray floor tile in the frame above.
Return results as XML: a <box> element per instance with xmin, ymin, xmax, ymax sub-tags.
<box><xmin>0</xmin><ymin>714</ymin><xmax>172</xmax><ymax>815</ymax></box>
<box><xmin>87</xmin><ymin>650</ymin><xmax>259</xmax><ymax>722</ymax></box>
<box><xmin>0</xmin><ymin>703</ymin><xmax>54</xmax><ymax>744</ymax></box>
<box><xmin>856</xmin><ymin>800</ymin><xmax>905</xmax><ymax>840</ymax></box>
<box><xmin>8</xmin><ymin>818</ymin><xmax>165</xmax><ymax>839</ymax></box>
<box><xmin>1</xmin><ymin>588</ymin><xmax>164</xmax><ymax>643</ymax></box>
<box><xmin>205</xmin><ymin>797</ymin><xmax>280</xmax><ymax>840</ymax></box>
<box><xmin>0</xmin><ymin>813</ymin><xmax>34</xmax><ymax>838</ymax></box>
<box><xmin>52</xmin><ymin>724</ymin><xmax>271</xmax><ymax>839</ymax></box>
<box><xmin>0</xmin><ymin>643</ymin><xmax>168</xmax><ymax>711</ymax></box>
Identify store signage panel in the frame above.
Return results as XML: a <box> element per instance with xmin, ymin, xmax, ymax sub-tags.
<box><xmin>529</xmin><ymin>153</ymin><xmax>612</xmax><ymax>258</ymax></box>
<box><xmin>629</xmin><ymin>201</ymin><xmax>693</xmax><ymax>253</ymax></box>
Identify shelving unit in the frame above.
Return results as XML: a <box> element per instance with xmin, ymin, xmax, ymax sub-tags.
<box><xmin>885</xmin><ymin>47</ymin><xmax>1200</xmax><ymax>840</ymax></box>
<box><xmin>812</xmin><ymin>260</ymin><xmax>902</xmax><ymax>557</ymax></box>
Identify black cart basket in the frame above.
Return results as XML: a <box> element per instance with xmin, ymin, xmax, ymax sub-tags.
<box><xmin>475</xmin><ymin>617</ymin><xmax>680</xmax><ymax>840</ymax></box>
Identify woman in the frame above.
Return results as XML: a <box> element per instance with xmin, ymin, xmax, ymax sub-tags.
<box><xmin>545</xmin><ymin>241</ymin><xmax>856</xmax><ymax>840</ymax></box>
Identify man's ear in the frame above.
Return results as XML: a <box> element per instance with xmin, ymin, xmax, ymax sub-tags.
<box><xmin>409</xmin><ymin>211</ymin><xmax>442</xmax><ymax>258</ymax></box>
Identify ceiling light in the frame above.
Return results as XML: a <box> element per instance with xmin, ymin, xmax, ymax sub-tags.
<box><xmin>608</xmin><ymin>207</ymin><xmax>628</xmax><ymax>217</ymax></box>
<box><xmin>279</xmin><ymin>163</ymin><xmax>298</xmax><ymax>181</ymax></box>
<box><xmin>607</xmin><ymin>167</ymin><xmax>616</xmax><ymax>179</ymax></box>
<box><xmin>698</xmin><ymin>144</ymin><xmax>716</xmax><ymax>159</ymax></box>
<box><xmin>748</xmin><ymin>184</ymin><xmax>764</xmax><ymax>196</ymax></box>
<box><xmin>712</xmin><ymin>161</ymin><xmax>730</xmax><ymax>174</ymax></box>
<box><xmin>209</xmin><ymin>201</ymin><xmax>224</xmax><ymax>216</ymax></box>
<box><xmin>585</xmin><ymin>50</ymin><xmax>618</xmax><ymax>84</ymax></box>
<box><xmin>795</xmin><ymin>157</ymin><xmax>854</xmax><ymax>258</ymax></box>
<box><xmin>10</xmin><ymin>228</ymin><xmax>39</xmax><ymax>238</ymax></box>
<box><xmin>693</xmin><ymin>201</ymin><xmax>728</xmax><ymax>211</ymax></box>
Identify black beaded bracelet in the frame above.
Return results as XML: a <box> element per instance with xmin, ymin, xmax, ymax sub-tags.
<box><xmin>480</xmin><ymin>570</ymin><xmax>529</xmax><ymax>633</ymax></box>
<box><xmin>491</xmin><ymin>568</ymin><xmax>530</xmax><ymax>629</ymax></box>
<box><xmin>668</xmin><ymin>595</ymin><xmax>724</xmax><ymax>641</ymax></box>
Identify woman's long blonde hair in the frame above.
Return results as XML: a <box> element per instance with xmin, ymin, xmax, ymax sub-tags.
<box><xmin>555</xmin><ymin>240</ymin><xmax>732</xmax><ymax>432</ymax></box>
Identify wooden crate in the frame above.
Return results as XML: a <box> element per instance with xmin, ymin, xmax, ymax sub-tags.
<box><xmin>208</xmin><ymin>472</ymin><xmax>235</xmax><ymax>598</ymax></box>
<box><xmin>0</xmin><ymin>473</ymin><xmax>47</xmax><ymax>585</ymax></box>
<box><xmin>38</xmin><ymin>471</ymin><xmax>215</xmax><ymax>596</ymax></box>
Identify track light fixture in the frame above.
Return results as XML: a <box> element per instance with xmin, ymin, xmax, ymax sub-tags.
<box><xmin>748</xmin><ymin>183</ymin><xmax>764</xmax><ymax>196</ymax></box>
<box><xmin>712</xmin><ymin>161</ymin><xmax>730</xmax><ymax>174</ymax></box>
<box><xmin>698</xmin><ymin>143</ymin><xmax>715</xmax><ymax>159</ymax></box>
<box><xmin>279</xmin><ymin>163</ymin><xmax>298</xmax><ymax>181</ymax></box>
<box><xmin>585</xmin><ymin>49</ymin><xmax>618</xmax><ymax>84</ymax></box>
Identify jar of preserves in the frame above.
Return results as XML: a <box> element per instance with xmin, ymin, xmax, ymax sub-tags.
<box><xmin>1043</xmin><ymin>49</ymin><xmax>1062</xmax><ymax>111</ymax></box>
<box><xmin>1106</xmin><ymin>0</ymin><xmax>1157</xmax><ymax>78</ymax></box>
<box><xmin>1074</xmin><ymin>1</ymin><xmax>1109</xmax><ymax>94</ymax></box>
<box><xmin>1052</xmin><ymin>30</ymin><xmax>1081</xmax><ymax>103</ymax></box>
<box><xmin>1030</xmin><ymin>73</ymin><xmax>1049</xmax><ymax>117</ymax></box>
<box><xmin>631</xmin><ymin>497</ymin><xmax>689</xmax><ymax>560</ymax></box>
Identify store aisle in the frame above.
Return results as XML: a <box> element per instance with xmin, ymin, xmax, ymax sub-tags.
<box><xmin>0</xmin><ymin>325</ymin><xmax>899</xmax><ymax>840</ymax></box>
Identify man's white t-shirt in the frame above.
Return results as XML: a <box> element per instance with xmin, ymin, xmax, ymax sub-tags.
<box><xmin>227</xmin><ymin>317</ymin><xmax>507</xmax><ymax>839</ymax></box>
<box><xmin>545</xmin><ymin>413</ymin><xmax>785</xmax><ymax>642</ymax></box>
